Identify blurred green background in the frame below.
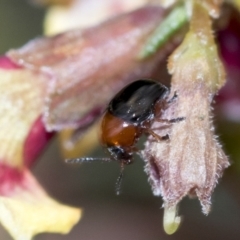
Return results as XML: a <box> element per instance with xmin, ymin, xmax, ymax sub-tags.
<box><xmin>1</xmin><ymin>1</ymin><xmax>240</xmax><ymax>240</ymax></box>
<box><xmin>0</xmin><ymin>0</ymin><xmax>44</xmax><ymax>54</ymax></box>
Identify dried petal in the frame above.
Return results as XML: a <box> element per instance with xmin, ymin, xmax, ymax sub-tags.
<box><xmin>143</xmin><ymin>1</ymin><xmax>229</xmax><ymax>218</ymax></box>
<box><xmin>8</xmin><ymin>6</ymin><xmax>169</xmax><ymax>132</ymax></box>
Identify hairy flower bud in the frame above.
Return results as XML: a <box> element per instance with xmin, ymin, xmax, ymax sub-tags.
<box><xmin>142</xmin><ymin>1</ymin><xmax>229</xmax><ymax>234</ymax></box>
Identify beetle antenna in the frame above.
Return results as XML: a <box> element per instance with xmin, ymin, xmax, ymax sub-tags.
<box><xmin>115</xmin><ymin>163</ymin><xmax>125</xmax><ymax>195</ymax></box>
<box><xmin>66</xmin><ymin>157</ymin><xmax>112</xmax><ymax>164</ymax></box>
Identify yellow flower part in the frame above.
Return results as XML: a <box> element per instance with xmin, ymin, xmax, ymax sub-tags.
<box><xmin>44</xmin><ymin>0</ymin><xmax>152</xmax><ymax>35</ymax></box>
<box><xmin>229</xmin><ymin>0</ymin><xmax>240</xmax><ymax>11</ymax></box>
<box><xmin>59</xmin><ymin>122</ymin><xmax>100</xmax><ymax>159</ymax></box>
<box><xmin>0</xmin><ymin>67</ymin><xmax>45</xmax><ymax>168</ymax></box>
<box><xmin>0</xmin><ymin>58</ymin><xmax>81</xmax><ymax>239</ymax></box>
<box><xmin>0</xmin><ymin>169</ymin><xmax>81</xmax><ymax>240</ymax></box>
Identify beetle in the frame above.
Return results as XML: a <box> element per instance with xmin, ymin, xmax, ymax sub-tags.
<box><xmin>101</xmin><ymin>79</ymin><xmax>170</xmax><ymax>164</ymax></box>
<box><xmin>67</xmin><ymin>79</ymin><xmax>183</xmax><ymax>194</ymax></box>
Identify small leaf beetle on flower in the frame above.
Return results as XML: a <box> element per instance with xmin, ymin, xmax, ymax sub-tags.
<box><xmin>67</xmin><ymin>79</ymin><xmax>183</xmax><ymax>194</ymax></box>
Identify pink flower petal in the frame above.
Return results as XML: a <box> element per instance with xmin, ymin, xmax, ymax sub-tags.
<box><xmin>0</xmin><ymin>56</ymin><xmax>21</xmax><ymax>70</ymax></box>
<box><xmin>23</xmin><ymin>116</ymin><xmax>54</xmax><ymax>167</ymax></box>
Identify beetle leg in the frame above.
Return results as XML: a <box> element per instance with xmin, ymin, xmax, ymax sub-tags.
<box><xmin>169</xmin><ymin>117</ymin><xmax>185</xmax><ymax>123</ymax></box>
<box><xmin>155</xmin><ymin>117</ymin><xmax>185</xmax><ymax>124</ymax></box>
<box><xmin>66</xmin><ymin>157</ymin><xmax>112</xmax><ymax>163</ymax></box>
<box><xmin>145</xmin><ymin>129</ymin><xmax>169</xmax><ymax>142</ymax></box>
<box><xmin>167</xmin><ymin>91</ymin><xmax>178</xmax><ymax>104</ymax></box>
<box><xmin>155</xmin><ymin>119</ymin><xmax>172</xmax><ymax>124</ymax></box>
<box><xmin>115</xmin><ymin>162</ymin><xmax>125</xmax><ymax>195</ymax></box>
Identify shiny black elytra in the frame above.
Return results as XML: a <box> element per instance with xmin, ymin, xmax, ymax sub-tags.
<box><xmin>67</xmin><ymin>79</ymin><xmax>180</xmax><ymax>194</ymax></box>
<box><xmin>108</xmin><ymin>79</ymin><xmax>169</xmax><ymax>124</ymax></box>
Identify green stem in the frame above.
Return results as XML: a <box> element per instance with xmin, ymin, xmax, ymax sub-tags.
<box><xmin>138</xmin><ymin>5</ymin><xmax>188</xmax><ymax>59</ymax></box>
